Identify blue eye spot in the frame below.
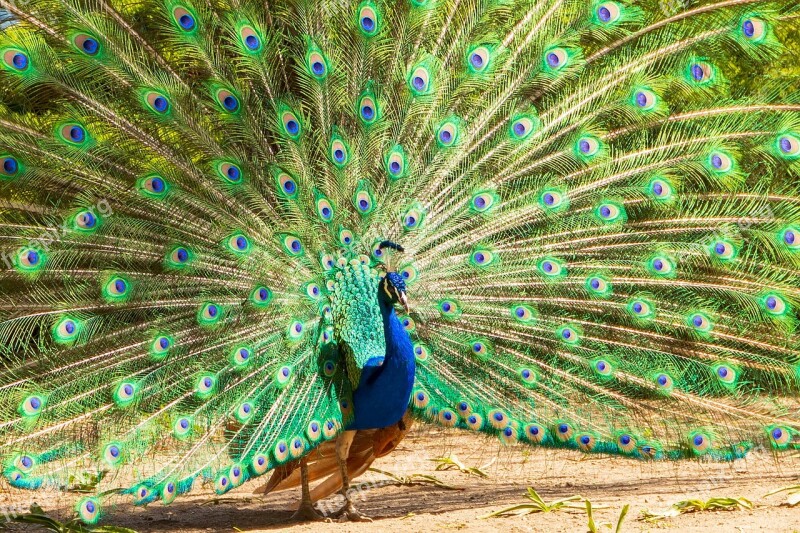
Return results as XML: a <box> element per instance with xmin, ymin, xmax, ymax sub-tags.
<box><xmin>562</xmin><ymin>329</ymin><xmax>571</xmax><ymax>339</ymax></box>
<box><xmin>286</xmin><ymin>120</ymin><xmax>299</xmax><ymax>135</ymax></box>
<box><xmin>70</xmin><ymin>126</ymin><xmax>85</xmax><ymax>142</ymax></box>
<box><xmin>693</xmin><ymin>435</ymin><xmax>704</xmax><ymax>446</ymax></box>
<box><xmin>600</xmin><ymin>205</ymin><xmax>611</xmax><ymax>218</ymax></box>
<box><xmin>547</xmin><ymin>53</ymin><xmax>560</xmax><ymax>67</ymax></box>
<box><xmin>439</xmin><ymin>129</ymin><xmax>452</xmax><ymax>143</ymax></box>
<box><xmin>590</xmin><ymin>278</ymin><xmax>600</xmax><ymax>289</ymax></box>
<box><xmin>474</xmin><ymin>196</ymin><xmax>486</xmax><ymax>209</ymax></box>
<box><xmin>176</xmin><ymin>248</ymin><xmax>188</xmax><ymax>262</ymax></box>
<box><xmin>361</xmin><ymin>16</ymin><xmax>375</xmax><ymax>31</ymax></box>
<box><xmin>312</xmin><ymin>61</ymin><xmax>324</xmax><ymax>75</ymax></box>
<box><xmin>596</xmin><ymin>361</ymin><xmax>606</xmax><ymax>371</ymax></box>
<box><xmin>179</xmin><ymin>14</ymin><xmax>195</xmax><ymax>30</ymax></box>
<box><xmin>657</xmin><ymin>374</ymin><xmax>668</xmax><ymax>386</ymax></box>
<box><xmin>159</xmin><ymin>337</ymin><xmax>170</xmax><ymax>349</ymax></box>
<box><xmin>471</xmin><ymin>53</ymin><xmax>483</xmax><ymax>68</ymax></box>
<box><xmin>294</xmin><ymin>323</ymin><xmax>303</xmax><ymax>333</ymax></box>
<box><xmin>389</xmin><ymin>161</ymin><xmax>401</xmax><ymax>174</ymax></box>
<box><xmin>633</xmin><ymin>302</ymin><xmax>643</xmax><ymax>313</ymax></box>
<box><xmin>221</xmin><ymin>477</ymin><xmax>227</xmax><ymax>486</ymax></box>
<box><xmin>783</xmin><ymin>230</ymin><xmax>795</xmax><ymax>245</ymax></box>
<box><xmin>693</xmin><ymin>315</ymin><xmax>703</xmax><ymax>327</ymax></box>
<box><xmin>711</xmin><ymin>154</ymin><xmax>723</xmax><ymax>169</ymax></box>
<box><xmin>227</xmin><ymin>166</ymin><xmax>240</xmax><ymax>181</ymax></box>
<box><xmin>580</xmin><ymin>435</ymin><xmax>591</xmax><ymax>445</ymax></box>
<box><xmin>558</xmin><ymin>424</ymin><xmax>569</xmax><ymax>434</ymax></box>
<box><xmin>114</xmin><ymin>279</ymin><xmax>126</xmax><ymax>293</ymax></box>
<box><xmin>26</xmin><ymin>250</ymin><xmax>39</xmax><ymax>265</ymax></box>
<box><xmin>358</xmin><ymin>199</ymin><xmax>369</xmax><ymax>210</ymax></box>
<box><xmin>742</xmin><ymin>19</ymin><xmax>754</xmax><ymax>37</ymax></box>
<box><xmin>772</xmin><ymin>428</ymin><xmax>783</xmax><ymax>440</ymax></box>
<box><xmin>235</xmin><ymin>236</ymin><xmax>247</xmax><ymax>250</ymax></box>
<box><xmin>493</xmin><ymin>412</ymin><xmax>504</xmax><ymax>422</ymax></box>
<box><xmin>123</xmin><ymin>384</ymin><xmax>133</xmax><ymax>395</ymax></box>
<box><xmin>321</xmin><ymin>206</ymin><xmax>332</xmax><ymax>218</ymax></box>
<box><xmin>766</xmin><ymin>296</ymin><xmax>777</xmax><ymax>310</ymax></box>
<box><xmin>223</xmin><ymin>96</ymin><xmax>238</xmax><ymax>111</ymax></box>
<box><xmin>412</xmin><ymin>76</ymin><xmax>425</xmax><ymax>90</ymax></box>
<box><xmin>243</xmin><ymin>404</ymin><xmax>251</xmax><ymax>413</ymax></box>
<box><xmin>598</xmin><ymin>6</ymin><xmax>611</xmax><ymax>21</ymax></box>
<box><xmin>620</xmin><ymin>435</ymin><xmax>631</xmax><ymax>445</ymax></box>
<box><xmin>207</xmin><ymin>305</ymin><xmax>218</xmax><ymax>317</ymax></box>
<box><xmin>334</xmin><ymin>149</ymin><xmax>344</xmax><ymax>162</ymax></box>
<box><xmin>653</xmin><ymin>259</ymin><xmax>664</xmax><ymax>271</ymax></box>
<box><xmin>652</xmin><ymin>182</ymin><xmax>663</xmax><ymax>195</ymax></box>
<box><xmin>180</xmin><ymin>419</ymin><xmax>189</xmax><ymax>429</ymax></box>
<box><xmin>153</xmin><ymin>96</ymin><xmax>168</xmax><ymax>112</ymax></box>
<box><xmin>64</xmin><ymin>320</ymin><xmax>76</xmax><ymax>334</ymax></box>
<box><xmin>12</xmin><ymin>53</ymin><xmax>28</xmax><ymax>69</ymax></box>
<box><xmin>150</xmin><ymin>177</ymin><xmax>165</xmax><ymax>192</ymax></box>
<box><xmin>245</xmin><ymin>35</ymin><xmax>260</xmax><ymax>50</ymax></box>
<box><xmin>717</xmin><ymin>367</ymin><xmax>728</xmax><ymax>378</ymax></box>
<box><xmin>82</xmin><ymin>38</ymin><xmax>99</xmax><ymax>54</ymax></box>
<box><xmin>3</xmin><ymin>157</ymin><xmax>18</xmax><ymax>174</ymax></box>
<box><xmin>691</xmin><ymin>63</ymin><xmax>705</xmax><ymax>81</ymax></box>
<box><xmin>579</xmin><ymin>139</ymin><xmax>591</xmax><ymax>153</ymax></box>
<box><xmin>780</xmin><ymin>137</ymin><xmax>793</xmax><ymax>153</ymax></box>
<box><xmin>513</xmin><ymin>122</ymin><xmax>526</xmax><ymax>136</ymax></box>
<box><xmin>361</xmin><ymin>105</ymin><xmax>374</xmax><ymax>120</ymax></box>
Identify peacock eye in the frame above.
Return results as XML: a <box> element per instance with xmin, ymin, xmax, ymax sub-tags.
<box><xmin>358</xmin><ymin>4</ymin><xmax>379</xmax><ymax>35</ymax></box>
<box><xmin>436</xmin><ymin>120</ymin><xmax>459</xmax><ymax>147</ymax></box>
<box><xmin>576</xmin><ymin>136</ymin><xmax>601</xmax><ymax>157</ymax></box>
<box><xmin>144</xmin><ymin>91</ymin><xmax>170</xmax><ymax>114</ymax></box>
<box><xmin>777</xmin><ymin>134</ymin><xmax>800</xmax><ymax>157</ymax></box>
<box><xmin>633</xmin><ymin>88</ymin><xmax>657</xmax><ymax>110</ymax></box>
<box><xmin>198</xmin><ymin>302</ymin><xmax>222</xmax><ymax>325</ymax></box>
<box><xmin>281</xmin><ymin>109</ymin><xmax>301</xmax><ymax>139</ymax></box>
<box><xmin>113</xmin><ymin>381</ymin><xmax>137</xmax><ymax>406</ymax></box>
<box><xmin>19</xmin><ymin>394</ymin><xmax>45</xmax><ymax>417</ymax></box>
<box><xmin>4</xmin><ymin>49</ymin><xmax>29</xmax><ymax>71</ymax></box>
<box><xmin>195</xmin><ymin>374</ymin><xmax>216</xmax><ymax>397</ymax></box>
<box><xmin>558</xmin><ymin>325</ymin><xmax>580</xmax><ymax>344</ymax></box>
<box><xmin>708</xmin><ymin>151</ymin><xmax>733</xmax><ymax>173</ymax></box>
<box><xmin>217</xmin><ymin>162</ymin><xmax>242</xmax><ymax>184</ymax></box>
<box><xmin>409</xmin><ymin>65</ymin><xmax>431</xmax><ymax>94</ymax></box>
<box><xmin>689</xmin><ymin>61</ymin><xmax>714</xmax><ymax>83</ymax></box>
<box><xmin>688</xmin><ymin>312</ymin><xmax>712</xmax><ymax>332</ymax></box>
<box><xmin>689</xmin><ymin>432</ymin><xmax>711</xmax><ymax>455</ymax></box>
<box><xmin>73</xmin><ymin>34</ymin><xmax>101</xmax><ymax>56</ymax></box>
<box><xmin>226</xmin><ymin>233</ymin><xmax>251</xmax><ymax>254</ymax></box>
<box><xmin>173</xmin><ymin>7</ymin><xmax>196</xmax><ymax>31</ymax></box>
<box><xmin>595</xmin><ymin>2</ymin><xmax>621</xmax><ymax>24</ymax></box>
<box><xmin>648</xmin><ymin>255</ymin><xmax>675</xmax><ymax>276</ymax></box>
<box><xmin>544</xmin><ymin>47</ymin><xmax>568</xmax><ymax>70</ymax></box>
<box><xmin>468</xmin><ymin>45</ymin><xmax>491</xmax><ymax>72</ymax></box>
<box><xmin>239</xmin><ymin>26</ymin><xmax>261</xmax><ymax>51</ymax></box>
<box><xmin>741</xmin><ymin>17</ymin><xmax>766</xmax><ymax>42</ymax></box>
<box><xmin>509</xmin><ymin>115</ymin><xmax>537</xmax><ymax>141</ymax></box>
<box><xmin>74</xmin><ymin>210</ymin><xmax>98</xmax><ymax>231</ymax></box>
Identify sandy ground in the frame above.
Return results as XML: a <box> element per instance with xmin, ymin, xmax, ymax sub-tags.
<box><xmin>2</xmin><ymin>424</ymin><xmax>800</xmax><ymax>532</ymax></box>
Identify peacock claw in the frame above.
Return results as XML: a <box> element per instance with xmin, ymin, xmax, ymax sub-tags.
<box><xmin>291</xmin><ymin>503</ymin><xmax>330</xmax><ymax>522</ymax></box>
<box><xmin>333</xmin><ymin>502</ymin><xmax>373</xmax><ymax>522</ymax></box>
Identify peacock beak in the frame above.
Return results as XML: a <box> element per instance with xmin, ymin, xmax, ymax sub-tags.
<box><xmin>398</xmin><ymin>291</ymin><xmax>410</xmax><ymax>314</ymax></box>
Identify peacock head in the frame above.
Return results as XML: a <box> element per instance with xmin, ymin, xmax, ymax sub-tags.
<box><xmin>376</xmin><ymin>240</ymin><xmax>409</xmax><ymax>314</ymax></box>
<box><xmin>379</xmin><ymin>271</ymin><xmax>409</xmax><ymax>314</ymax></box>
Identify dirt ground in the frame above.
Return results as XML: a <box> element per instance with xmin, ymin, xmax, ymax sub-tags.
<box><xmin>2</xmin><ymin>424</ymin><xmax>800</xmax><ymax>532</ymax></box>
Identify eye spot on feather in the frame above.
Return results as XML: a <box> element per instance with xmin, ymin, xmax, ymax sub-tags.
<box><xmin>767</xmin><ymin>426</ymin><xmax>792</xmax><ymax>448</ymax></box>
<box><xmin>777</xmin><ymin>134</ymin><xmax>800</xmax><ymax>158</ymax></box>
<box><xmin>172</xmin><ymin>7</ymin><xmax>196</xmax><ymax>32</ymax></box>
<box><xmin>358</xmin><ymin>3</ymin><xmax>379</xmax><ymax>35</ymax></box>
<box><xmin>465</xmin><ymin>413</ymin><xmax>483</xmax><ymax>431</ymax></box>
<box><xmin>688</xmin><ymin>312</ymin><xmax>712</xmax><ymax>333</ymax></box>
<box><xmin>555</xmin><ymin>422</ymin><xmax>574</xmax><ymax>442</ymax></box>
<box><xmin>689</xmin><ymin>431</ymin><xmax>711</xmax><ymax>455</ymax></box>
<box><xmin>3</xmin><ymin>49</ymin><xmax>30</xmax><ymax>71</ymax></box>
<box><xmin>251</xmin><ymin>453</ymin><xmax>270</xmax><ymax>475</ymax></box>
<box><xmin>488</xmin><ymin>409</ymin><xmax>508</xmax><ymax>429</ymax></box>
<box><xmin>544</xmin><ymin>47</ymin><xmax>568</xmax><ymax>71</ymax></box>
<box><xmin>577</xmin><ymin>433</ymin><xmax>597</xmax><ymax>452</ymax></box>
<box><xmin>19</xmin><ymin>395</ymin><xmax>45</xmax><ymax>418</ymax></box>
<box><xmin>688</xmin><ymin>61</ymin><xmax>714</xmax><ymax>84</ymax></box>
<box><xmin>741</xmin><ymin>17</ymin><xmax>766</xmax><ymax>42</ymax></box>
<box><xmin>413</xmin><ymin>390</ymin><xmax>429</xmax><ymax>409</ymax></box>
<box><xmin>73</xmin><ymin>34</ymin><xmax>101</xmax><ymax>56</ymax></box>
<box><xmin>467</xmin><ymin>45</ymin><xmax>491</xmax><ymax>73</ymax></box>
<box><xmin>596</xmin><ymin>2</ymin><xmax>621</xmax><ymax>24</ymax></box>
<box><xmin>239</xmin><ymin>26</ymin><xmax>262</xmax><ymax>52</ymax></box>
<box><xmin>438</xmin><ymin>408</ymin><xmax>457</xmax><ymax>427</ymax></box>
<box><xmin>525</xmin><ymin>423</ymin><xmax>546</xmax><ymax>444</ymax></box>
<box><xmin>76</xmin><ymin>497</ymin><xmax>101</xmax><ymax>524</ymax></box>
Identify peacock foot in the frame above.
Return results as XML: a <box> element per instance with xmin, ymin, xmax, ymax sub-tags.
<box><xmin>333</xmin><ymin>501</ymin><xmax>373</xmax><ymax>522</ymax></box>
<box><xmin>291</xmin><ymin>502</ymin><xmax>330</xmax><ymax>522</ymax></box>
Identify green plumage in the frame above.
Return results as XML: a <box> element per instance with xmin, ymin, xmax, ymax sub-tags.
<box><xmin>0</xmin><ymin>0</ymin><xmax>799</xmax><ymax>523</ymax></box>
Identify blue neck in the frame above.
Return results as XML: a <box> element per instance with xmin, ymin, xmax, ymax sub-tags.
<box><xmin>347</xmin><ymin>300</ymin><xmax>416</xmax><ymax>430</ymax></box>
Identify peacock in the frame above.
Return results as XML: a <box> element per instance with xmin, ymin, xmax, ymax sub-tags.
<box><xmin>0</xmin><ymin>0</ymin><xmax>799</xmax><ymax>524</ymax></box>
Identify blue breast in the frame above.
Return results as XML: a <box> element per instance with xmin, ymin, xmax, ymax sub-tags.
<box><xmin>347</xmin><ymin>305</ymin><xmax>416</xmax><ymax>430</ymax></box>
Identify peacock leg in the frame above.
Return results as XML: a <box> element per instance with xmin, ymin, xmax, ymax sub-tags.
<box><xmin>332</xmin><ymin>430</ymin><xmax>372</xmax><ymax>522</ymax></box>
<box><xmin>290</xmin><ymin>456</ymin><xmax>328</xmax><ymax>522</ymax></box>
